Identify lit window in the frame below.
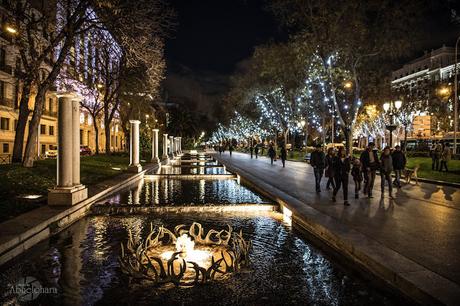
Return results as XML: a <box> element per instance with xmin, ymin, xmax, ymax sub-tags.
<box><xmin>87</xmin><ymin>116</ymin><xmax>92</xmax><ymax>126</ymax></box>
<box><xmin>80</xmin><ymin>113</ymin><xmax>85</xmax><ymax>124</ymax></box>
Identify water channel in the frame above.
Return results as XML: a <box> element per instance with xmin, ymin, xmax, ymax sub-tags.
<box><xmin>0</xmin><ymin>153</ymin><xmax>408</xmax><ymax>305</ymax></box>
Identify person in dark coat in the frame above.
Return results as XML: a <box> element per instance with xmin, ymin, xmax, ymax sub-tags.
<box><xmin>254</xmin><ymin>144</ymin><xmax>259</xmax><ymax>159</ymax></box>
<box><xmin>360</xmin><ymin>142</ymin><xmax>380</xmax><ymax>198</ymax></box>
<box><xmin>229</xmin><ymin>144</ymin><xmax>233</xmax><ymax>156</ymax></box>
<box><xmin>280</xmin><ymin>145</ymin><xmax>287</xmax><ymax>168</ymax></box>
<box><xmin>391</xmin><ymin>145</ymin><xmax>406</xmax><ymax>188</ymax></box>
<box><xmin>351</xmin><ymin>158</ymin><xmax>363</xmax><ymax>199</ymax></box>
<box><xmin>332</xmin><ymin>147</ymin><xmax>351</xmax><ymax>206</ymax></box>
<box><xmin>325</xmin><ymin>147</ymin><xmax>336</xmax><ymax>190</ymax></box>
<box><xmin>380</xmin><ymin>146</ymin><xmax>393</xmax><ymax>197</ymax></box>
<box><xmin>250</xmin><ymin>145</ymin><xmax>254</xmax><ymax>158</ymax></box>
<box><xmin>310</xmin><ymin>144</ymin><xmax>326</xmax><ymax>193</ymax></box>
<box><xmin>268</xmin><ymin>143</ymin><xmax>276</xmax><ymax>165</ymax></box>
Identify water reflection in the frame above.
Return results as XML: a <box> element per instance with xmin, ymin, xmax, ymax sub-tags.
<box><xmin>100</xmin><ymin>178</ymin><xmax>268</xmax><ymax>205</ymax></box>
<box><xmin>0</xmin><ymin>213</ymin><xmax>399</xmax><ymax>305</ymax></box>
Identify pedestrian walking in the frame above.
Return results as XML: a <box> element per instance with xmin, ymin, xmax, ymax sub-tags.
<box><xmin>432</xmin><ymin>141</ymin><xmax>442</xmax><ymax>171</ymax></box>
<box><xmin>391</xmin><ymin>145</ymin><xmax>406</xmax><ymax>188</ymax></box>
<box><xmin>332</xmin><ymin>147</ymin><xmax>351</xmax><ymax>206</ymax></box>
<box><xmin>254</xmin><ymin>145</ymin><xmax>259</xmax><ymax>159</ymax></box>
<box><xmin>280</xmin><ymin>145</ymin><xmax>287</xmax><ymax>168</ymax></box>
<box><xmin>229</xmin><ymin>144</ymin><xmax>233</xmax><ymax>156</ymax></box>
<box><xmin>219</xmin><ymin>145</ymin><xmax>223</xmax><ymax>155</ymax></box>
<box><xmin>268</xmin><ymin>143</ymin><xmax>276</xmax><ymax>165</ymax></box>
<box><xmin>440</xmin><ymin>143</ymin><xmax>452</xmax><ymax>172</ymax></box>
<box><xmin>360</xmin><ymin>142</ymin><xmax>380</xmax><ymax>198</ymax></box>
<box><xmin>250</xmin><ymin>145</ymin><xmax>254</xmax><ymax>158</ymax></box>
<box><xmin>351</xmin><ymin>158</ymin><xmax>363</xmax><ymax>199</ymax></box>
<box><xmin>325</xmin><ymin>148</ymin><xmax>336</xmax><ymax>190</ymax></box>
<box><xmin>310</xmin><ymin>144</ymin><xmax>326</xmax><ymax>193</ymax></box>
<box><xmin>380</xmin><ymin>146</ymin><xmax>393</xmax><ymax>197</ymax></box>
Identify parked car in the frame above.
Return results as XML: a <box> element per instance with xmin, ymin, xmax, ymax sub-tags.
<box><xmin>45</xmin><ymin>145</ymin><xmax>58</xmax><ymax>158</ymax></box>
<box><xmin>80</xmin><ymin>145</ymin><xmax>92</xmax><ymax>156</ymax></box>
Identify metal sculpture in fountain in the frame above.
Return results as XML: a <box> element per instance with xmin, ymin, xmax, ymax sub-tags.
<box><xmin>118</xmin><ymin>222</ymin><xmax>251</xmax><ymax>287</ymax></box>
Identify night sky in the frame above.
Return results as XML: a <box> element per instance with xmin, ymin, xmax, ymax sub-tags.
<box><xmin>165</xmin><ymin>0</ymin><xmax>279</xmax><ymax>74</ymax></box>
<box><xmin>163</xmin><ymin>0</ymin><xmax>460</xmax><ymax>124</ymax></box>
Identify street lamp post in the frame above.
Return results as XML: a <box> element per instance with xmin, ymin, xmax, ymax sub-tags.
<box><xmin>383</xmin><ymin>100</ymin><xmax>402</xmax><ymax>148</ymax></box>
<box><xmin>299</xmin><ymin>119</ymin><xmax>307</xmax><ymax>148</ymax></box>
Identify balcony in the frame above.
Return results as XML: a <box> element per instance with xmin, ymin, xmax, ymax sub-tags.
<box><xmin>43</xmin><ymin>109</ymin><xmax>58</xmax><ymax>117</ymax></box>
<box><xmin>0</xmin><ymin>97</ymin><xmax>15</xmax><ymax>108</ymax></box>
<box><xmin>0</xmin><ymin>63</ymin><xmax>13</xmax><ymax>75</ymax></box>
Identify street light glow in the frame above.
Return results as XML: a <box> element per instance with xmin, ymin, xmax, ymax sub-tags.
<box><xmin>383</xmin><ymin>102</ymin><xmax>390</xmax><ymax>112</ymax></box>
<box><xmin>394</xmin><ymin>100</ymin><xmax>403</xmax><ymax>110</ymax></box>
<box><xmin>5</xmin><ymin>25</ymin><xmax>17</xmax><ymax>34</ymax></box>
<box><xmin>344</xmin><ymin>81</ymin><xmax>353</xmax><ymax>89</ymax></box>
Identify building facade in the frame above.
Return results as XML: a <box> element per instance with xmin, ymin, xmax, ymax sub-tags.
<box><xmin>0</xmin><ymin>1</ymin><xmax>125</xmax><ymax>163</ymax></box>
<box><xmin>391</xmin><ymin>45</ymin><xmax>457</xmax><ymax>140</ymax></box>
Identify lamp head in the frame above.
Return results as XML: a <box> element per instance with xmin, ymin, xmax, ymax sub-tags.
<box><xmin>383</xmin><ymin>102</ymin><xmax>390</xmax><ymax>112</ymax></box>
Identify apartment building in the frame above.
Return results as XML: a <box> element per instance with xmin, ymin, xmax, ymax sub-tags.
<box><xmin>0</xmin><ymin>1</ymin><xmax>125</xmax><ymax>163</ymax></box>
<box><xmin>391</xmin><ymin>45</ymin><xmax>457</xmax><ymax>139</ymax></box>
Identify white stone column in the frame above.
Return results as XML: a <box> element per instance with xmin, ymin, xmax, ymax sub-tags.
<box><xmin>128</xmin><ymin>120</ymin><xmax>142</xmax><ymax>173</ymax></box>
<box><xmin>169</xmin><ymin>135</ymin><xmax>175</xmax><ymax>157</ymax></box>
<box><xmin>178</xmin><ymin>137</ymin><xmax>182</xmax><ymax>154</ymax></box>
<box><xmin>162</xmin><ymin>133</ymin><xmax>169</xmax><ymax>161</ymax></box>
<box><xmin>49</xmin><ymin>92</ymin><xmax>87</xmax><ymax>206</ymax></box>
<box><xmin>72</xmin><ymin>97</ymin><xmax>81</xmax><ymax>185</ymax></box>
<box><xmin>57</xmin><ymin>93</ymin><xmax>74</xmax><ymax>187</ymax></box>
<box><xmin>151</xmin><ymin>129</ymin><xmax>160</xmax><ymax>164</ymax></box>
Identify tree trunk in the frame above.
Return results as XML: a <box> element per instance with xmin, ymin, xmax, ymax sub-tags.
<box><xmin>105</xmin><ymin>124</ymin><xmax>111</xmax><ymax>155</ymax></box>
<box><xmin>94</xmin><ymin>123</ymin><xmax>100</xmax><ymax>155</ymax></box>
<box><xmin>23</xmin><ymin>88</ymin><xmax>46</xmax><ymax>167</ymax></box>
<box><xmin>12</xmin><ymin>82</ymin><xmax>32</xmax><ymax>163</ymax></box>
<box><xmin>343</xmin><ymin>126</ymin><xmax>353</xmax><ymax>156</ymax></box>
<box><xmin>403</xmin><ymin>125</ymin><xmax>408</xmax><ymax>153</ymax></box>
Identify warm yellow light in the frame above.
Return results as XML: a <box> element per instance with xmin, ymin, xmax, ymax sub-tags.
<box><xmin>97</xmin><ymin>83</ymin><xmax>103</xmax><ymax>89</ymax></box>
<box><xmin>394</xmin><ymin>100</ymin><xmax>402</xmax><ymax>110</ymax></box>
<box><xmin>344</xmin><ymin>81</ymin><xmax>353</xmax><ymax>89</ymax></box>
<box><xmin>438</xmin><ymin>86</ymin><xmax>450</xmax><ymax>96</ymax></box>
<box><xmin>300</xmin><ymin>119</ymin><xmax>306</xmax><ymax>127</ymax></box>
<box><xmin>5</xmin><ymin>25</ymin><xmax>17</xmax><ymax>34</ymax></box>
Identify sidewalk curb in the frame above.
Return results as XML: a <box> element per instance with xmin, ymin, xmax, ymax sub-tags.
<box><xmin>0</xmin><ymin>162</ymin><xmax>161</xmax><ymax>266</ymax></box>
<box><xmin>215</xmin><ymin>154</ymin><xmax>460</xmax><ymax>306</ymax></box>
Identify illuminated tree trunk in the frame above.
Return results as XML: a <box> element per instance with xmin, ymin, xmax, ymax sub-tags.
<box><xmin>12</xmin><ymin>81</ymin><xmax>32</xmax><ymax>163</ymax></box>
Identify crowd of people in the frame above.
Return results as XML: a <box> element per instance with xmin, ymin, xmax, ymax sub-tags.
<box><xmin>430</xmin><ymin>141</ymin><xmax>452</xmax><ymax>172</ymax></box>
<box><xmin>217</xmin><ymin>140</ymin><xmax>454</xmax><ymax>206</ymax></box>
<box><xmin>310</xmin><ymin>142</ymin><xmax>407</xmax><ymax>205</ymax></box>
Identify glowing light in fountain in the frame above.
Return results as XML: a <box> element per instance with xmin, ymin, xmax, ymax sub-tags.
<box><xmin>161</xmin><ymin>234</ymin><xmax>211</xmax><ymax>265</ymax></box>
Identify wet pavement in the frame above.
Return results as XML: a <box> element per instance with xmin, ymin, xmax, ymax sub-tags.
<box><xmin>215</xmin><ymin>151</ymin><xmax>460</xmax><ymax>287</ymax></box>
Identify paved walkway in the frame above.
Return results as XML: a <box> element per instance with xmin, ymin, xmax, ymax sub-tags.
<box><xmin>215</xmin><ymin>152</ymin><xmax>460</xmax><ymax>290</ymax></box>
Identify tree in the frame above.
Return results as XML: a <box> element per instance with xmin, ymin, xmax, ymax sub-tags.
<box><xmin>270</xmin><ymin>0</ymin><xmax>427</xmax><ymax>153</ymax></box>
<box><xmin>22</xmin><ymin>0</ymin><xmax>101</xmax><ymax>167</ymax></box>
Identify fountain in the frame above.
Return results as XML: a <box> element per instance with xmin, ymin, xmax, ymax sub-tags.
<box><xmin>118</xmin><ymin>222</ymin><xmax>251</xmax><ymax>287</ymax></box>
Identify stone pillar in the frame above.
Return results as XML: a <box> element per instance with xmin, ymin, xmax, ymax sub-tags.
<box><xmin>72</xmin><ymin>97</ymin><xmax>81</xmax><ymax>185</ymax></box>
<box><xmin>128</xmin><ymin>120</ymin><xmax>142</xmax><ymax>173</ymax></box>
<box><xmin>48</xmin><ymin>92</ymin><xmax>87</xmax><ymax>206</ymax></box>
<box><xmin>178</xmin><ymin>137</ymin><xmax>182</xmax><ymax>154</ymax></box>
<box><xmin>151</xmin><ymin>129</ymin><xmax>160</xmax><ymax>164</ymax></box>
<box><xmin>169</xmin><ymin>135</ymin><xmax>175</xmax><ymax>158</ymax></box>
<box><xmin>162</xmin><ymin>133</ymin><xmax>169</xmax><ymax>161</ymax></box>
